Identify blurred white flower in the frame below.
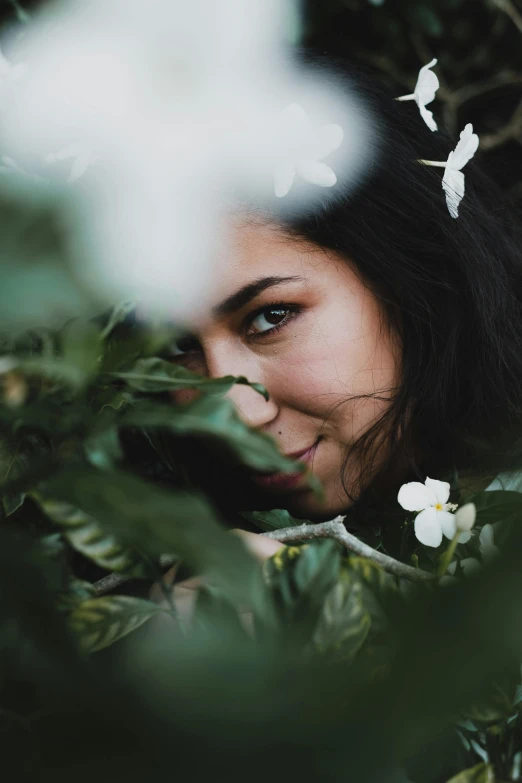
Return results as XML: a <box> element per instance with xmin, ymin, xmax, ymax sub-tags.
<box><xmin>397</xmin><ymin>476</ymin><xmax>469</xmax><ymax>547</ymax></box>
<box><xmin>454</xmin><ymin>502</ymin><xmax>476</xmax><ymax>533</ymax></box>
<box><xmin>0</xmin><ymin>44</ymin><xmax>27</xmax><ymax>86</ymax></box>
<box><xmin>442</xmin><ymin>123</ymin><xmax>479</xmax><ymax>218</ymax></box>
<box><xmin>397</xmin><ymin>58</ymin><xmax>439</xmax><ymax>132</ymax></box>
<box><xmin>44</xmin><ymin>142</ymin><xmax>97</xmax><ymax>183</ymax></box>
<box><xmin>0</xmin><ymin>0</ymin><xmax>369</xmax><ymax>320</ymax></box>
<box><xmin>274</xmin><ymin>103</ymin><xmax>344</xmax><ymax>197</ymax></box>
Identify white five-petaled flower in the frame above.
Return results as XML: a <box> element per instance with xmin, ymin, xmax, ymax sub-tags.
<box><xmin>397</xmin><ymin>476</ymin><xmax>471</xmax><ymax>548</ymax></box>
<box><xmin>274</xmin><ymin>103</ymin><xmax>344</xmax><ymax>198</ymax></box>
<box><xmin>397</xmin><ymin>59</ymin><xmax>439</xmax><ymax>132</ymax></box>
<box><xmin>441</xmin><ymin>123</ymin><xmax>479</xmax><ymax>218</ymax></box>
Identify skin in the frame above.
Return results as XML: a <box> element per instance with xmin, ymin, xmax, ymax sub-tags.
<box><xmin>169</xmin><ymin>216</ymin><xmax>401</xmax><ymax>521</ymax></box>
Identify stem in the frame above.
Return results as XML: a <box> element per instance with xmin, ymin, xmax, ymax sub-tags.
<box><xmin>437</xmin><ymin>533</ymin><xmax>460</xmax><ymax>578</ymax></box>
<box><xmin>395</xmin><ymin>94</ymin><xmax>416</xmax><ymax>101</ymax></box>
<box><xmin>264</xmin><ymin>520</ymin><xmax>435</xmax><ymax>583</ymax></box>
<box><xmin>418</xmin><ymin>160</ymin><xmax>447</xmax><ymax>168</ymax></box>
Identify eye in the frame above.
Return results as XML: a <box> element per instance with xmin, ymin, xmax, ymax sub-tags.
<box><xmin>246</xmin><ymin>306</ymin><xmax>296</xmax><ymax>337</ymax></box>
<box><xmin>166</xmin><ymin>334</ymin><xmax>202</xmax><ymax>359</ymax></box>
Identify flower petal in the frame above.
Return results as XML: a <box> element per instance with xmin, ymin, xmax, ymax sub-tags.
<box><xmin>449</xmin><ymin>123</ymin><xmax>479</xmax><ymax>171</ymax></box>
<box><xmin>415</xmin><ymin>507</ymin><xmax>442</xmax><ymax>547</ymax></box>
<box><xmin>414</xmin><ymin>59</ymin><xmax>439</xmax><ymax>107</ymax></box>
<box><xmin>454</xmin><ymin>502</ymin><xmax>476</xmax><ymax>533</ymax></box>
<box><xmin>297</xmin><ymin>160</ymin><xmax>337</xmax><ymax>187</ymax></box>
<box><xmin>314</xmin><ymin>123</ymin><xmax>344</xmax><ymax>159</ymax></box>
<box><xmin>439</xmin><ymin>510</ymin><xmax>457</xmax><ymax>539</ymax></box>
<box><xmin>425</xmin><ymin>476</ymin><xmax>450</xmax><ymax>505</ymax></box>
<box><xmin>397</xmin><ymin>481</ymin><xmax>436</xmax><ymax>512</ymax></box>
<box><xmin>419</xmin><ymin>104</ymin><xmax>438</xmax><ymax>132</ymax></box>
<box><xmin>439</xmin><ymin>510</ymin><xmax>471</xmax><ymax>543</ymax></box>
<box><xmin>442</xmin><ymin>167</ymin><xmax>465</xmax><ymax>218</ymax></box>
<box><xmin>274</xmin><ymin>165</ymin><xmax>296</xmax><ymax>198</ymax></box>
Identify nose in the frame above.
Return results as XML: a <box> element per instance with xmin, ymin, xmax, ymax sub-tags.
<box><xmin>225</xmin><ymin>380</ymin><xmax>278</xmax><ymax>430</ymax></box>
<box><xmin>207</xmin><ymin>348</ymin><xmax>278</xmax><ymax>430</ymax></box>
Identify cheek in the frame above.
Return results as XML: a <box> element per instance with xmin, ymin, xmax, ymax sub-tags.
<box><xmin>267</xmin><ymin>315</ymin><xmax>399</xmax><ymax>439</ymax></box>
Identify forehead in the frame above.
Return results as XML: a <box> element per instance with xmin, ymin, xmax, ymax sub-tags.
<box><xmin>212</xmin><ymin>215</ymin><xmax>336</xmax><ymax>298</ymax></box>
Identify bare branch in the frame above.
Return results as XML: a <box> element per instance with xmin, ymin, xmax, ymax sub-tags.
<box><xmin>264</xmin><ymin>519</ymin><xmax>435</xmax><ymax>583</ymax></box>
<box><xmin>480</xmin><ymin>96</ymin><xmax>522</xmax><ymax>149</ymax></box>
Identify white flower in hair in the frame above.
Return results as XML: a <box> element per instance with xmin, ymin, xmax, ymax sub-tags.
<box><xmin>441</xmin><ymin>123</ymin><xmax>479</xmax><ymax>218</ymax></box>
<box><xmin>419</xmin><ymin>123</ymin><xmax>479</xmax><ymax>218</ymax></box>
<box><xmin>397</xmin><ymin>476</ymin><xmax>471</xmax><ymax>548</ymax></box>
<box><xmin>274</xmin><ymin>102</ymin><xmax>344</xmax><ymax>198</ymax></box>
<box><xmin>397</xmin><ymin>58</ymin><xmax>439</xmax><ymax>132</ymax></box>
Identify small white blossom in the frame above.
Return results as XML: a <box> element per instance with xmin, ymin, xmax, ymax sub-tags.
<box><xmin>442</xmin><ymin>123</ymin><xmax>479</xmax><ymax>218</ymax></box>
<box><xmin>454</xmin><ymin>502</ymin><xmax>476</xmax><ymax>533</ymax></box>
<box><xmin>397</xmin><ymin>59</ymin><xmax>439</xmax><ymax>132</ymax></box>
<box><xmin>274</xmin><ymin>103</ymin><xmax>344</xmax><ymax>198</ymax></box>
<box><xmin>397</xmin><ymin>476</ymin><xmax>469</xmax><ymax>548</ymax></box>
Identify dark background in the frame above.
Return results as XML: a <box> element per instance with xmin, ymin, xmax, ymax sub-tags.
<box><xmin>3</xmin><ymin>0</ymin><xmax>522</xmax><ymax>203</ymax></box>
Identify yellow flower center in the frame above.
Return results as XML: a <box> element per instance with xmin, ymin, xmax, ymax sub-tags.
<box><xmin>434</xmin><ymin>503</ymin><xmax>444</xmax><ymax>511</ymax></box>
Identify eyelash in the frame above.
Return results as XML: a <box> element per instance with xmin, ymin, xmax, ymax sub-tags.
<box><xmin>245</xmin><ymin>301</ymin><xmax>302</xmax><ymax>340</ymax></box>
<box><xmin>169</xmin><ymin>301</ymin><xmax>302</xmax><ymax>359</ymax></box>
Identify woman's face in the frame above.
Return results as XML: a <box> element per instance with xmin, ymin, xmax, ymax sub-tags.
<box><xmin>171</xmin><ymin>218</ymin><xmax>400</xmax><ymax>520</ymax></box>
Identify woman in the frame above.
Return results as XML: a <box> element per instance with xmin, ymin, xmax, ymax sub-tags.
<box><xmin>167</xmin><ymin>53</ymin><xmax>522</xmax><ymax>514</ymax></box>
<box><xmin>153</xmin><ymin>51</ymin><xmax>522</xmax><ymax>606</ymax></box>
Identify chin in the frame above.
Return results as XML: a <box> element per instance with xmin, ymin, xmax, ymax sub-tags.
<box><xmin>279</xmin><ymin>488</ymin><xmax>354</xmax><ymax>522</ymax></box>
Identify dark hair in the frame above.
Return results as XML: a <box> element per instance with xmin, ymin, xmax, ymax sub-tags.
<box><xmin>275</xmin><ymin>49</ymin><xmax>522</xmax><ymax>512</ymax></box>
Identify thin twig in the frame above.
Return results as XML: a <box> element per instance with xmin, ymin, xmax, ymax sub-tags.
<box><xmin>264</xmin><ymin>520</ymin><xmax>435</xmax><ymax>583</ymax></box>
<box><xmin>92</xmin><ymin>554</ymin><xmax>177</xmax><ymax>595</ymax></box>
<box><xmin>480</xmin><ymin>96</ymin><xmax>522</xmax><ymax>149</ymax></box>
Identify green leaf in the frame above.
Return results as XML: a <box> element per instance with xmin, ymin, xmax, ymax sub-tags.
<box><xmin>121</xmin><ymin>396</ymin><xmax>299</xmax><ymax>474</ymax></box>
<box><xmin>41</xmin><ymin>467</ymin><xmax>271</xmax><ymax>617</ymax></box>
<box><xmin>60</xmin><ymin>319</ymin><xmax>101</xmax><ymax>379</ymax></box>
<box><xmin>347</xmin><ymin>555</ymin><xmax>396</xmax><ymax>594</ymax></box>
<box><xmin>100</xmin><ymin>300</ymin><xmax>136</xmax><ymax>341</ymax></box>
<box><xmin>313</xmin><ymin>570</ymin><xmax>371</xmax><ymax>662</ymax></box>
<box><xmin>465</xmin><ymin>490</ymin><xmax>522</xmax><ymax>525</ymax></box>
<box><xmin>110</xmin><ymin>357</ymin><xmax>268</xmax><ymax>399</ymax></box>
<box><xmin>263</xmin><ymin>540</ymin><xmax>341</xmax><ymax>642</ymax></box>
<box><xmin>83</xmin><ymin>426</ymin><xmax>123</xmax><ymax>470</ymax></box>
<box><xmin>242</xmin><ymin>508</ymin><xmax>304</xmax><ymax>533</ymax></box>
<box><xmin>444</xmin><ymin>762</ymin><xmax>494</xmax><ymax>783</ymax></box>
<box><xmin>69</xmin><ymin>596</ymin><xmax>164</xmax><ymax>652</ymax></box>
<box><xmin>31</xmin><ymin>493</ymin><xmax>148</xmax><ymax>578</ymax></box>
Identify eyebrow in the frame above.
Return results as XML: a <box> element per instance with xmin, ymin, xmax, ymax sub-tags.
<box><xmin>212</xmin><ymin>275</ymin><xmax>305</xmax><ymax>317</ymax></box>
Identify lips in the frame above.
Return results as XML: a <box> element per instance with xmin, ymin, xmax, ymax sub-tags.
<box><xmin>253</xmin><ymin>438</ymin><xmax>320</xmax><ymax>491</ymax></box>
